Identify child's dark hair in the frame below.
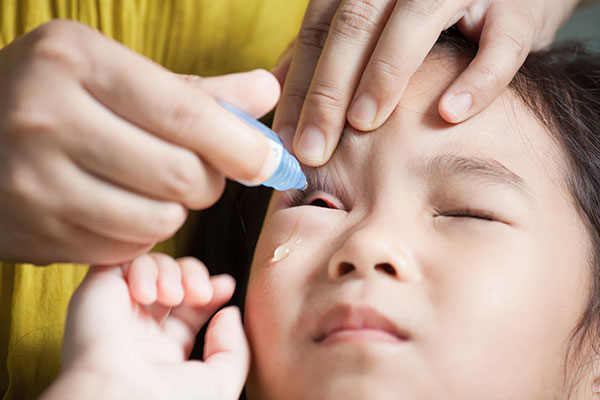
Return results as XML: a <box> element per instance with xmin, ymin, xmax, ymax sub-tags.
<box><xmin>187</xmin><ymin>27</ymin><xmax>600</xmax><ymax>395</ymax></box>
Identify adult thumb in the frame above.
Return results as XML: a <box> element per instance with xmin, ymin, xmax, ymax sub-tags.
<box><xmin>182</xmin><ymin>69</ymin><xmax>281</xmax><ymax>119</ymax></box>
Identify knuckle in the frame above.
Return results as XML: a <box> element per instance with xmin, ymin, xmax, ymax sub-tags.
<box><xmin>3</xmin><ymin>160</ymin><xmax>39</xmax><ymax>206</ymax></box>
<box><xmin>280</xmin><ymin>87</ymin><xmax>309</xmax><ymax>109</ymax></box>
<box><xmin>297</xmin><ymin>22</ymin><xmax>331</xmax><ymax>53</ymax></box>
<box><xmin>30</xmin><ymin>20</ymin><xmax>89</xmax><ymax>71</ymax></box>
<box><xmin>404</xmin><ymin>0</ymin><xmax>447</xmax><ymax>18</ymax></box>
<box><xmin>5</xmin><ymin>103</ymin><xmax>58</xmax><ymax>141</ymax></box>
<box><xmin>305</xmin><ymin>81</ymin><xmax>345</xmax><ymax>112</ymax></box>
<box><xmin>162</xmin><ymin>97</ymin><xmax>199</xmax><ymax>143</ymax></box>
<box><xmin>369</xmin><ymin>56</ymin><xmax>404</xmax><ymax>81</ymax></box>
<box><xmin>333</xmin><ymin>0</ymin><xmax>380</xmax><ymax>41</ymax></box>
<box><xmin>499</xmin><ymin>29</ymin><xmax>530</xmax><ymax>59</ymax></box>
<box><xmin>159</xmin><ymin>155</ymin><xmax>199</xmax><ymax>201</ymax></box>
<box><xmin>474</xmin><ymin>63</ymin><xmax>503</xmax><ymax>92</ymax></box>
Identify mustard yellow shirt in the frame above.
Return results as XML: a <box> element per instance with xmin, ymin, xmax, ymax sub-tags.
<box><xmin>0</xmin><ymin>1</ymin><xmax>309</xmax><ymax>398</ymax></box>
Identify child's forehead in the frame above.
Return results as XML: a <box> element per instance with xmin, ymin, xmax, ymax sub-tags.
<box><xmin>323</xmin><ymin>61</ymin><xmax>570</xmax><ymax>203</ymax></box>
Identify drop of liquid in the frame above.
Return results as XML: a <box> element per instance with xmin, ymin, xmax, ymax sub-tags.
<box><xmin>271</xmin><ymin>238</ymin><xmax>302</xmax><ymax>263</ymax></box>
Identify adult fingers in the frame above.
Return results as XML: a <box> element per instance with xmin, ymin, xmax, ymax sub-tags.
<box><xmin>196</xmin><ymin>69</ymin><xmax>280</xmax><ymax>119</ymax></box>
<box><xmin>203</xmin><ymin>306</ymin><xmax>250</xmax><ymax>399</ymax></box>
<box><xmin>438</xmin><ymin>4</ymin><xmax>535</xmax><ymax>123</ymax></box>
<box><xmin>81</xmin><ymin>33</ymin><xmax>281</xmax><ymax>184</ymax></box>
<box><xmin>56</xmin><ymin>158</ymin><xmax>187</xmax><ymax>245</ymax></box>
<box><xmin>270</xmin><ymin>40</ymin><xmax>295</xmax><ymax>88</ymax></box>
<box><xmin>346</xmin><ymin>0</ymin><xmax>468</xmax><ymax>133</ymax></box>
<box><xmin>272</xmin><ymin>0</ymin><xmax>342</xmax><ymax>148</ymax></box>
<box><xmin>292</xmin><ymin>0</ymin><xmax>396</xmax><ymax>165</ymax></box>
<box><xmin>66</xmin><ymin>88</ymin><xmax>225</xmax><ymax>210</ymax></box>
<box><xmin>20</xmin><ymin>218</ymin><xmax>152</xmax><ymax>266</ymax></box>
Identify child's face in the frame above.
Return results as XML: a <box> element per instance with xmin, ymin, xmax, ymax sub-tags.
<box><xmin>244</xmin><ymin>56</ymin><xmax>592</xmax><ymax>400</ymax></box>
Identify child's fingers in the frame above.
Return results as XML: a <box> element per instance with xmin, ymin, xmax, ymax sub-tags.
<box><xmin>165</xmin><ymin>274</ymin><xmax>236</xmax><ymax>334</ymax></box>
<box><xmin>125</xmin><ymin>254</ymin><xmax>158</xmax><ymax>305</ymax></box>
<box><xmin>63</xmin><ymin>264</ymin><xmax>133</xmax><ymax>366</ymax></box>
<box><xmin>161</xmin><ymin>274</ymin><xmax>236</xmax><ymax>358</ymax></box>
<box><xmin>179</xmin><ymin>257</ymin><xmax>213</xmax><ymax>306</ymax></box>
<box><xmin>151</xmin><ymin>253</ymin><xmax>185</xmax><ymax>306</ymax></box>
<box><xmin>202</xmin><ymin>306</ymin><xmax>250</xmax><ymax>399</ymax></box>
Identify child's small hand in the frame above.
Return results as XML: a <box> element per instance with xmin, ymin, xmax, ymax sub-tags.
<box><xmin>41</xmin><ymin>253</ymin><xmax>249</xmax><ymax>400</ymax></box>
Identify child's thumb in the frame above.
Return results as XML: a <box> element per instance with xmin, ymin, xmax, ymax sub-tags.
<box><xmin>203</xmin><ymin>306</ymin><xmax>251</xmax><ymax>399</ymax></box>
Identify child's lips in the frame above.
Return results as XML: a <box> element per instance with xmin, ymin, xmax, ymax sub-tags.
<box><xmin>312</xmin><ymin>304</ymin><xmax>411</xmax><ymax>344</ymax></box>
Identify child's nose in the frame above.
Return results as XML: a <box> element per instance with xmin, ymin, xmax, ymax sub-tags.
<box><xmin>327</xmin><ymin>225</ymin><xmax>421</xmax><ymax>283</ymax></box>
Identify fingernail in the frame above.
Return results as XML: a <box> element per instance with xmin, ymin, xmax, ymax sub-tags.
<box><xmin>297</xmin><ymin>126</ymin><xmax>326</xmax><ymax>163</ymax></box>
<box><xmin>593</xmin><ymin>380</ymin><xmax>600</xmax><ymax>393</ymax></box>
<box><xmin>445</xmin><ymin>92</ymin><xmax>473</xmax><ymax>121</ymax></box>
<box><xmin>349</xmin><ymin>93</ymin><xmax>378</xmax><ymax>126</ymax></box>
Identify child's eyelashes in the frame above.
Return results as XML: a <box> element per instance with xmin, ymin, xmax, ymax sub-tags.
<box><xmin>434</xmin><ymin>207</ymin><xmax>497</xmax><ymax>222</ymax></box>
<box><xmin>287</xmin><ymin>187</ymin><xmax>341</xmax><ymax>209</ymax></box>
<box><xmin>288</xmin><ymin>191</ymin><xmax>339</xmax><ymax>209</ymax></box>
<box><xmin>286</xmin><ymin>169</ymin><xmax>344</xmax><ymax>209</ymax></box>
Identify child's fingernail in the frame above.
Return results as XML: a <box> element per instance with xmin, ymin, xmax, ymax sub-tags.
<box><xmin>349</xmin><ymin>93</ymin><xmax>378</xmax><ymax>126</ymax></box>
<box><xmin>297</xmin><ymin>126</ymin><xmax>326</xmax><ymax>163</ymax></box>
<box><xmin>445</xmin><ymin>91</ymin><xmax>473</xmax><ymax>121</ymax></box>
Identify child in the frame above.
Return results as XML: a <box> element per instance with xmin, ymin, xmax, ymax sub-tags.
<box><xmin>43</xmin><ymin>30</ymin><xmax>600</xmax><ymax>399</ymax></box>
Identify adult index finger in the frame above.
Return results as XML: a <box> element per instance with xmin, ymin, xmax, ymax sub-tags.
<box><xmin>272</xmin><ymin>0</ymin><xmax>342</xmax><ymax>149</ymax></box>
<box><xmin>293</xmin><ymin>0</ymin><xmax>396</xmax><ymax>166</ymax></box>
<box><xmin>81</xmin><ymin>32</ymin><xmax>281</xmax><ymax>184</ymax></box>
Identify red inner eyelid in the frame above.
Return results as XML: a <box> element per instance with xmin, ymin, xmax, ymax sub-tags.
<box><xmin>307</xmin><ymin>192</ymin><xmax>341</xmax><ymax>209</ymax></box>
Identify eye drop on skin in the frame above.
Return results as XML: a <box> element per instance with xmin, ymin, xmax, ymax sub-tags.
<box><xmin>271</xmin><ymin>238</ymin><xmax>302</xmax><ymax>263</ymax></box>
<box><xmin>218</xmin><ymin>101</ymin><xmax>307</xmax><ymax>191</ymax></box>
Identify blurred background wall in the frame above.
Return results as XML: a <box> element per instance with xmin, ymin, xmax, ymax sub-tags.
<box><xmin>557</xmin><ymin>2</ymin><xmax>600</xmax><ymax>51</ymax></box>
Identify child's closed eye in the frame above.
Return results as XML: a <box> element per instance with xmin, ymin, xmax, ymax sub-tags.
<box><xmin>434</xmin><ymin>207</ymin><xmax>497</xmax><ymax>222</ymax></box>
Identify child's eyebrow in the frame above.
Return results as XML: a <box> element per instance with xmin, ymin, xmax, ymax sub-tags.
<box><xmin>426</xmin><ymin>154</ymin><xmax>531</xmax><ymax>197</ymax></box>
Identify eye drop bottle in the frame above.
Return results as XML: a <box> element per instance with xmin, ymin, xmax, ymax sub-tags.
<box><xmin>219</xmin><ymin>101</ymin><xmax>307</xmax><ymax>191</ymax></box>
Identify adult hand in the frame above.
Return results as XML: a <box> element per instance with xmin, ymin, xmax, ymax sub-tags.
<box><xmin>0</xmin><ymin>19</ymin><xmax>280</xmax><ymax>265</ymax></box>
<box><xmin>41</xmin><ymin>253</ymin><xmax>248</xmax><ymax>400</ymax></box>
<box><xmin>273</xmin><ymin>0</ymin><xmax>581</xmax><ymax>166</ymax></box>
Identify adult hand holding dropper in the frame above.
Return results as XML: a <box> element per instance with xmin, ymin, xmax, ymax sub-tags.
<box><xmin>0</xmin><ymin>19</ymin><xmax>296</xmax><ymax>266</ymax></box>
